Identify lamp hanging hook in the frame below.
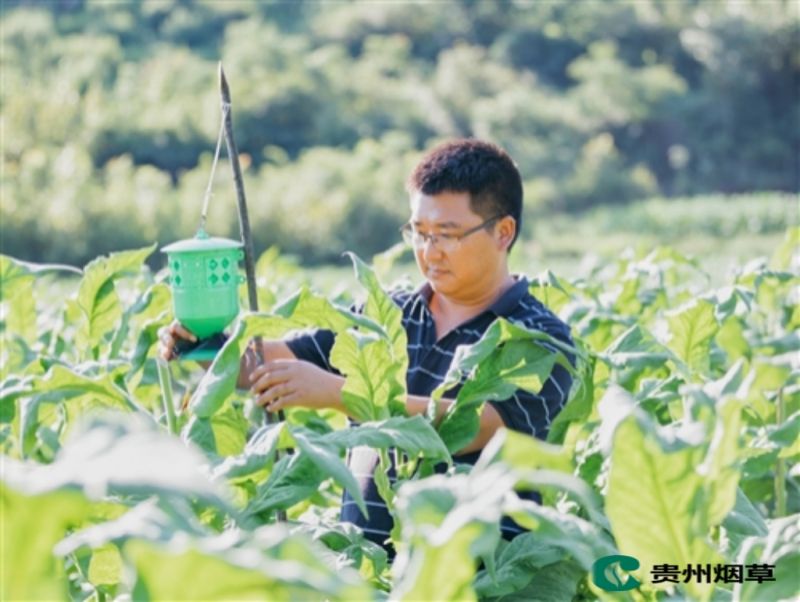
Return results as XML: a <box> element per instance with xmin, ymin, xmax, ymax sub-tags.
<box><xmin>199</xmin><ymin>101</ymin><xmax>231</xmax><ymax>231</ymax></box>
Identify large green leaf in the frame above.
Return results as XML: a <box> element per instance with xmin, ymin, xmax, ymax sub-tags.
<box><xmin>547</xmin><ymin>345</ymin><xmax>596</xmax><ymax>444</ymax></box>
<box><xmin>475</xmin><ymin>428</ymin><xmax>574</xmax><ymax>475</ymax></box>
<box><xmin>599</xmin><ymin>324</ymin><xmax>689</xmax><ymax>379</ymax></box>
<box><xmin>330</xmin><ymin>329</ymin><xmax>405</xmax><ymax>423</ymax></box>
<box><xmin>130</xmin><ymin>526</ymin><xmax>372</xmax><ymax>601</ymax></box>
<box><xmin>390</xmin><ymin>466</ymin><xmax>511</xmax><ymax>602</ymax></box>
<box><xmin>289</xmin><ymin>426</ymin><xmax>367</xmax><ymax>516</ymax></box>
<box><xmin>703</xmin><ymin>398</ymin><xmax>746</xmax><ymax>525</ymax></box>
<box><xmin>1</xmin><ymin>334</ymin><xmax>39</xmax><ymax>381</ymax></box>
<box><xmin>769</xmin><ymin>226</ymin><xmax>799</xmax><ymax>271</ymax></box>
<box><xmin>74</xmin><ymin>245</ymin><xmax>156</xmax><ymax>357</ymax></box>
<box><xmin>0</xmin><ymin>254</ymin><xmax>80</xmax><ymax>302</ymax></box>
<box><xmin>601</xmin><ymin>388</ymin><xmax>725</xmax><ymax>601</ymax></box>
<box><xmin>12</xmin><ymin>364</ymin><xmax>145</xmax><ymax>456</ymax></box>
<box><xmin>342</xmin><ymin>253</ymin><xmax>409</xmax><ymax>418</ymax></box>
<box><xmin>721</xmin><ymin>488</ymin><xmax>769</xmax><ymax>559</ymax></box>
<box><xmin>733</xmin><ymin>514</ymin><xmax>800</xmax><ymax>602</ymax></box>
<box><xmin>716</xmin><ymin>315</ymin><xmax>750</xmax><ymax>363</ymax></box>
<box><xmin>246</xmin><ymin>453</ymin><xmax>326</xmax><ymax>516</ymax></box>
<box><xmin>473</xmin><ymin>533</ymin><xmax>570</xmax><ymax>598</ymax></box>
<box><xmin>0</xmin><ymin>482</ymin><xmax>88</xmax><ymax>601</ymax></box>
<box><xmin>347</xmin><ymin>252</ymin><xmax>408</xmax><ymax>374</ymax></box>
<box><xmin>502</xmin><ymin>496</ymin><xmax>616</xmax><ymax>571</ymax></box>
<box><xmin>325</xmin><ymin>415</ymin><xmax>449</xmax><ymax>462</ymax></box>
<box><xmin>528</xmin><ymin>269</ymin><xmax>577</xmax><ymax>316</ymax></box>
<box><xmin>15</xmin><ymin>414</ymin><xmax>233</xmax><ymax>512</ymax></box>
<box><xmin>183</xmin><ymin>400</ymin><xmax>248</xmax><ymax>459</ymax></box>
<box><xmin>482</xmin><ymin>559</ymin><xmax>586</xmax><ymax>602</ymax></box>
<box><xmin>55</xmin><ymin>499</ymin><xmax>372</xmax><ymax>601</ymax></box>
<box><xmin>666</xmin><ymin>298</ymin><xmax>720</xmax><ymax>377</ymax></box>
<box><xmin>220</xmin><ymin>417</ymin><xmax>447</xmax><ymax>517</ymax></box>
<box><xmin>431</xmin><ymin>318</ymin><xmax>577</xmax><ymax>454</ymax></box>
<box><xmin>117</xmin><ymin>281</ymin><xmax>172</xmax><ymax>368</ymax></box>
<box><xmin>5</xmin><ymin>289</ymin><xmax>39</xmax><ymax>344</ymax></box>
<box><xmin>236</xmin><ymin>422</ymin><xmax>367</xmax><ymax>517</ymax></box>
<box><xmin>212</xmin><ymin>421</ymin><xmax>290</xmax><ymax>483</ymax></box>
<box><xmin>292</xmin><ymin>517</ymin><xmax>390</xmax><ymax>589</ymax></box>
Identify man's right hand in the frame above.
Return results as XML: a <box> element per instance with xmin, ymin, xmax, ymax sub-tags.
<box><xmin>156</xmin><ymin>320</ymin><xmax>299</xmax><ymax>389</ymax></box>
<box><xmin>157</xmin><ymin>321</ymin><xmax>198</xmax><ymax>361</ymax></box>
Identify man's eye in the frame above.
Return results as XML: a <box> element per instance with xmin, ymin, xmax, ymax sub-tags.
<box><xmin>439</xmin><ymin>234</ymin><xmax>457</xmax><ymax>241</ymax></box>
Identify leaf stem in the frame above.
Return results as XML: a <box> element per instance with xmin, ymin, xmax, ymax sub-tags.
<box><xmin>775</xmin><ymin>386</ymin><xmax>786</xmax><ymax>518</ymax></box>
<box><xmin>156</xmin><ymin>358</ymin><xmax>178</xmax><ymax>435</ymax></box>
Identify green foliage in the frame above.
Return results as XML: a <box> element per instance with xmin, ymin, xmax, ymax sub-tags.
<box><xmin>1</xmin><ymin>232</ymin><xmax>798</xmax><ymax>601</ymax></box>
<box><xmin>2</xmin><ymin>2</ymin><xmax>796</xmax><ymax>266</ymax></box>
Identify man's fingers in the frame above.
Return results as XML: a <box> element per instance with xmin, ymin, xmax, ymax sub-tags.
<box><xmin>169</xmin><ymin>322</ymin><xmax>197</xmax><ymax>342</ymax></box>
<box><xmin>157</xmin><ymin>327</ymin><xmax>175</xmax><ymax>360</ymax></box>
<box><xmin>249</xmin><ymin>361</ymin><xmax>292</xmax><ymax>382</ymax></box>
<box><xmin>255</xmin><ymin>383</ymin><xmax>294</xmax><ymax>407</ymax></box>
<box><xmin>251</xmin><ymin>369</ymin><xmax>292</xmax><ymax>396</ymax></box>
<box><xmin>266</xmin><ymin>391</ymin><xmax>299</xmax><ymax>413</ymax></box>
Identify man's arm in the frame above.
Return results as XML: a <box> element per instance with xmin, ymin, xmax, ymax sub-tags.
<box><xmin>248</xmin><ymin>360</ymin><xmax>504</xmax><ymax>455</ymax></box>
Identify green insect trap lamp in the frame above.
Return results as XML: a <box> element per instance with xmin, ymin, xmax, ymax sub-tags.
<box><xmin>162</xmin><ymin>230</ymin><xmax>244</xmax><ymax>360</ymax></box>
<box><xmin>161</xmin><ymin>86</ymin><xmax>251</xmax><ymax>362</ymax></box>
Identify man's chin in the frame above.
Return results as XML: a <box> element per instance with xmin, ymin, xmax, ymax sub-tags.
<box><xmin>426</xmin><ymin>272</ymin><xmax>456</xmax><ymax>293</ymax></box>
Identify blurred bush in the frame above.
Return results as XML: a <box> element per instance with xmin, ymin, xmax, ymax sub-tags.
<box><xmin>2</xmin><ymin>1</ymin><xmax>797</xmax><ymax>266</ymax></box>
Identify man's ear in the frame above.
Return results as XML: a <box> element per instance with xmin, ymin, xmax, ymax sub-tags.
<box><xmin>496</xmin><ymin>216</ymin><xmax>516</xmax><ymax>252</ymax></box>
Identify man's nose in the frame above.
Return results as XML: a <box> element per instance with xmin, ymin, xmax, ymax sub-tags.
<box><xmin>421</xmin><ymin>236</ymin><xmax>443</xmax><ymax>261</ymax></box>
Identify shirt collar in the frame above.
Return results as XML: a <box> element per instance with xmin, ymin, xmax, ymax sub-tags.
<box><xmin>415</xmin><ymin>274</ymin><xmax>529</xmax><ymax>318</ymax></box>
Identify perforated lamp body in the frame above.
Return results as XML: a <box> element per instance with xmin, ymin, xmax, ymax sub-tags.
<box><xmin>162</xmin><ymin>229</ymin><xmax>244</xmax><ymax>359</ymax></box>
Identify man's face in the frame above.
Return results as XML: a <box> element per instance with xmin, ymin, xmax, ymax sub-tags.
<box><xmin>409</xmin><ymin>190</ymin><xmax>513</xmax><ymax>300</ymax></box>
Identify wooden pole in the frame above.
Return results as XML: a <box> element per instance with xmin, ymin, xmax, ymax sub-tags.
<box><xmin>219</xmin><ymin>63</ymin><xmax>287</xmax><ymax>522</ymax></box>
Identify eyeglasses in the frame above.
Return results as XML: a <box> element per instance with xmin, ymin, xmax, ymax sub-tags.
<box><xmin>400</xmin><ymin>215</ymin><xmax>505</xmax><ymax>253</ymax></box>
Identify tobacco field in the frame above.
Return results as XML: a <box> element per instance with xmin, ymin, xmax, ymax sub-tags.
<box><xmin>1</xmin><ymin>229</ymin><xmax>798</xmax><ymax>602</ymax></box>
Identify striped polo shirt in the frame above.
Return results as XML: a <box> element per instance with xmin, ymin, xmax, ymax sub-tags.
<box><xmin>285</xmin><ymin>275</ymin><xmax>574</xmax><ymax>553</ymax></box>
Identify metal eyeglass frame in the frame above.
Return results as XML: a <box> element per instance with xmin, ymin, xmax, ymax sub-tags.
<box><xmin>399</xmin><ymin>215</ymin><xmax>506</xmax><ymax>252</ymax></box>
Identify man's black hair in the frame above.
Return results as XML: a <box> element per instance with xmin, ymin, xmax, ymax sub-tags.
<box><xmin>406</xmin><ymin>139</ymin><xmax>523</xmax><ymax>251</ymax></box>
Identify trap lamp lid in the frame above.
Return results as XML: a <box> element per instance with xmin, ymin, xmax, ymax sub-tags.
<box><xmin>161</xmin><ymin>229</ymin><xmax>245</xmax><ymax>354</ymax></box>
<box><xmin>162</xmin><ymin>228</ymin><xmax>243</xmax><ymax>253</ymax></box>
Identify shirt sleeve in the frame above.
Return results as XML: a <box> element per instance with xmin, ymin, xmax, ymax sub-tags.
<box><xmin>284</xmin><ymin>296</ymin><xmax>378</xmax><ymax>373</ymax></box>
<box><xmin>284</xmin><ymin>328</ymin><xmax>337</xmax><ymax>372</ymax></box>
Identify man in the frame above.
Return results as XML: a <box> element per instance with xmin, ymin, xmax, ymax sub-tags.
<box><xmin>159</xmin><ymin>139</ymin><xmax>573</xmax><ymax>551</ymax></box>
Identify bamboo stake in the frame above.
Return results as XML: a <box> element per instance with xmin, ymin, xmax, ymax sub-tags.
<box><xmin>219</xmin><ymin>63</ymin><xmax>287</xmax><ymax>522</ymax></box>
<box><xmin>775</xmin><ymin>387</ymin><xmax>786</xmax><ymax>518</ymax></box>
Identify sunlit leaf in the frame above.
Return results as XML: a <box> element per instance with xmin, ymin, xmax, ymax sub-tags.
<box><xmin>75</xmin><ymin>245</ymin><xmax>156</xmax><ymax>357</ymax></box>
<box><xmin>431</xmin><ymin>319</ymin><xmax>577</xmax><ymax>454</ymax></box>
<box><xmin>666</xmin><ymin>298</ymin><xmax>719</xmax><ymax>377</ymax></box>
<box><xmin>601</xmin><ymin>389</ymin><xmax>724</xmax><ymax>601</ymax></box>
<box><xmin>0</xmin><ymin>254</ymin><xmax>80</xmax><ymax>302</ymax></box>
<box><xmin>391</xmin><ymin>467</ymin><xmax>511</xmax><ymax>602</ymax></box>
<box><xmin>0</xmin><ymin>482</ymin><xmax>88</xmax><ymax>601</ymax></box>
<box><xmin>184</xmin><ymin>400</ymin><xmax>248</xmax><ymax>459</ymax></box>
<box><xmin>733</xmin><ymin>514</ymin><xmax>800</xmax><ymax>602</ymax></box>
